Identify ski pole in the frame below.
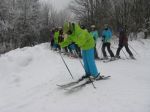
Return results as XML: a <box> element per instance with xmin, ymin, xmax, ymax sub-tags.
<box><xmin>128</xmin><ymin>44</ymin><xmax>139</xmax><ymax>55</ymax></box>
<box><xmin>88</xmin><ymin>77</ymin><xmax>96</xmax><ymax>89</ymax></box>
<box><xmin>59</xmin><ymin>52</ymin><xmax>74</xmax><ymax>79</ymax></box>
<box><xmin>121</xmin><ymin>49</ymin><xmax>128</xmax><ymax>59</ymax></box>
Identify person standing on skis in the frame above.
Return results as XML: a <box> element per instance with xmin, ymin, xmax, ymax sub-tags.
<box><xmin>101</xmin><ymin>24</ymin><xmax>115</xmax><ymax>60</ymax></box>
<box><xmin>59</xmin><ymin>22</ymin><xmax>102</xmax><ymax>80</ymax></box>
<box><xmin>90</xmin><ymin>25</ymin><xmax>99</xmax><ymax>59</ymax></box>
<box><xmin>115</xmin><ymin>27</ymin><xmax>135</xmax><ymax>59</ymax></box>
<box><xmin>54</xmin><ymin>28</ymin><xmax>61</xmax><ymax>51</ymax></box>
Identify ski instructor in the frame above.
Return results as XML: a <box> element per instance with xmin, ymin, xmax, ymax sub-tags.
<box><xmin>59</xmin><ymin>22</ymin><xmax>102</xmax><ymax>80</ymax></box>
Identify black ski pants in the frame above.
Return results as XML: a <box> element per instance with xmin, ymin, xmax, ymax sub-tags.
<box><xmin>116</xmin><ymin>44</ymin><xmax>133</xmax><ymax>56</ymax></box>
<box><xmin>102</xmin><ymin>42</ymin><xmax>114</xmax><ymax>57</ymax></box>
<box><xmin>94</xmin><ymin>43</ymin><xmax>99</xmax><ymax>59</ymax></box>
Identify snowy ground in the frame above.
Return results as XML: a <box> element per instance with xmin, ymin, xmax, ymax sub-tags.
<box><xmin>0</xmin><ymin>39</ymin><xmax>150</xmax><ymax>112</ymax></box>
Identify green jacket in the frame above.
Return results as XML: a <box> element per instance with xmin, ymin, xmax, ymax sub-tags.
<box><xmin>60</xmin><ymin>24</ymin><xmax>95</xmax><ymax>50</ymax></box>
<box><xmin>54</xmin><ymin>31</ymin><xmax>59</xmax><ymax>44</ymax></box>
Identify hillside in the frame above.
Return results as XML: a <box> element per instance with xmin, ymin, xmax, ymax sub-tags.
<box><xmin>0</xmin><ymin>39</ymin><xmax>150</xmax><ymax>112</ymax></box>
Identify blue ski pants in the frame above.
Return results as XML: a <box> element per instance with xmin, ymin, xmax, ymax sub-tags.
<box><xmin>82</xmin><ymin>48</ymin><xmax>99</xmax><ymax>77</ymax></box>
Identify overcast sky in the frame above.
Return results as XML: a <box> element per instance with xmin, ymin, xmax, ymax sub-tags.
<box><xmin>40</xmin><ymin>0</ymin><xmax>72</xmax><ymax>11</ymax></box>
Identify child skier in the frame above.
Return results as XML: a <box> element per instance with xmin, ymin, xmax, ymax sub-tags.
<box><xmin>115</xmin><ymin>28</ymin><xmax>135</xmax><ymax>59</ymax></box>
<box><xmin>101</xmin><ymin>24</ymin><xmax>115</xmax><ymax>60</ymax></box>
<box><xmin>54</xmin><ymin>28</ymin><xmax>61</xmax><ymax>51</ymax></box>
<box><xmin>90</xmin><ymin>25</ymin><xmax>99</xmax><ymax>59</ymax></box>
<box><xmin>59</xmin><ymin>22</ymin><xmax>102</xmax><ymax>80</ymax></box>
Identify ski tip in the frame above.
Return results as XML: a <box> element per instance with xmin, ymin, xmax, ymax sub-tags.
<box><xmin>56</xmin><ymin>84</ymin><xmax>62</xmax><ymax>87</ymax></box>
<box><xmin>101</xmin><ymin>75</ymin><xmax>111</xmax><ymax>77</ymax></box>
<box><xmin>104</xmin><ymin>76</ymin><xmax>111</xmax><ymax>78</ymax></box>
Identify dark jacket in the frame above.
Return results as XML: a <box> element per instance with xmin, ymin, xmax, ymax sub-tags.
<box><xmin>50</xmin><ymin>31</ymin><xmax>54</xmax><ymax>41</ymax></box>
<box><xmin>58</xmin><ymin>30</ymin><xmax>64</xmax><ymax>43</ymax></box>
<box><xmin>119</xmin><ymin>31</ymin><xmax>128</xmax><ymax>45</ymax></box>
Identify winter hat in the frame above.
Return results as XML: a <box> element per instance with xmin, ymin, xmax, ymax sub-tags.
<box><xmin>80</xmin><ymin>25</ymin><xmax>86</xmax><ymax>29</ymax></box>
<box><xmin>104</xmin><ymin>24</ymin><xmax>108</xmax><ymax>28</ymax></box>
<box><xmin>63</xmin><ymin>22</ymin><xmax>75</xmax><ymax>33</ymax></box>
<box><xmin>91</xmin><ymin>25</ymin><xmax>95</xmax><ymax>28</ymax></box>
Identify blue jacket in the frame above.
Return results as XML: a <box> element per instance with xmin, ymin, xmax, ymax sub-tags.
<box><xmin>102</xmin><ymin>28</ymin><xmax>112</xmax><ymax>43</ymax></box>
<box><xmin>90</xmin><ymin>30</ymin><xmax>99</xmax><ymax>41</ymax></box>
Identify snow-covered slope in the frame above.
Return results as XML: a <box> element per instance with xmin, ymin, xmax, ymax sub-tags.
<box><xmin>0</xmin><ymin>39</ymin><xmax>150</xmax><ymax>112</ymax></box>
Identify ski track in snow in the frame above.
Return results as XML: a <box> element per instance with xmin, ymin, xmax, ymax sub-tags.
<box><xmin>0</xmin><ymin>39</ymin><xmax>150</xmax><ymax>112</ymax></box>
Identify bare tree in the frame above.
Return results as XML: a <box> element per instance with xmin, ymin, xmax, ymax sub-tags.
<box><xmin>70</xmin><ymin>0</ymin><xmax>150</xmax><ymax>38</ymax></box>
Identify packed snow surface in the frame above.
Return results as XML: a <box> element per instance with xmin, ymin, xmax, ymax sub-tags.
<box><xmin>0</xmin><ymin>39</ymin><xmax>150</xmax><ymax>112</ymax></box>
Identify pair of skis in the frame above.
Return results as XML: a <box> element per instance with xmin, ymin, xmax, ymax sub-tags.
<box><xmin>57</xmin><ymin>76</ymin><xmax>111</xmax><ymax>92</ymax></box>
<box><xmin>102</xmin><ymin>57</ymin><xmax>136</xmax><ymax>63</ymax></box>
<box><xmin>99</xmin><ymin>57</ymin><xmax>119</xmax><ymax>63</ymax></box>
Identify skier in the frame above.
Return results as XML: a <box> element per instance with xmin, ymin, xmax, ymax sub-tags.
<box><xmin>90</xmin><ymin>25</ymin><xmax>99</xmax><ymax>59</ymax></box>
<box><xmin>115</xmin><ymin>27</ymin><xmax>135</xmax><ymax>59</ymax></box>
<box><xmin>59</xmin><ymin>22</ymin><xmax>102</xmax><ymax>80</ymax></box>
<box><xmin>101</xmin><ymin>24</ymin><xmax>115</xmax><ymax>60</ymax></box>
<box><xmin>58</xmin><ymin>27</ymin><xmax>64</xmax><ymax>43</ymax></box>
<box><xmin>54</xmin><ymin>28</ymin><xmax>61</xmax><ymax>51</ymax></box>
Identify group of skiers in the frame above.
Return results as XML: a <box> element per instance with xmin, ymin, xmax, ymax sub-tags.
<box><xmin>49</xmin><ymin>22</ymin><xmax>135</xmax><ymax>81</ymax></box>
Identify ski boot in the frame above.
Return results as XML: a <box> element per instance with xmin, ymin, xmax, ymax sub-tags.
<box><xmin>115</xmin><ymin>55</ymin><xmax>121</xmax><ymax>59</ymax></box>
<box><xmin>89</xmin><ymin>73</ymin><xmax>103</xmax><ymax>81</ymax></box>
<box><xmin>78</xmin><ymin>74</ymin><xmax>90</xmax><ymax>81</ymax></box>
<box><xmin>130</xmin><ymin>55</ymin><xmax>136</xmax><ymax>60</ymax></box>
